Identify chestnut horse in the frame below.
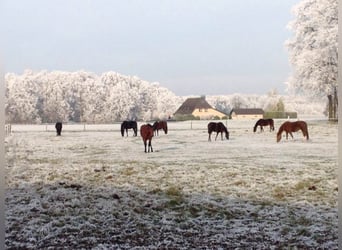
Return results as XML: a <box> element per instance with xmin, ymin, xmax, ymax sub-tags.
<box><xmin>152</xmin><ymin>121</ymin><xmax>168</xmax><ymax>136</ymax></box>
<box><xmin>208</xmin><ymin>122</ymin><xmax>229</xmax><ymax>141</ymax></box>
<box><xmin>253</xmin><ymin>118</ymin><xmax>275</xmax><ymax>132</ymax></box>
<box><xmin>121</xmin><ymin>121</ymin><xmax>138</xmax><ymax>137</ymax></box>
<box><xmin>140</xmin><ymin>124</ymin><xmax>154</xmax><ymax>153</ymax></box>
<box><xmin>276</xmin><ymin>121</ymin><xmax>309</xmax><ymax>142</ymax></box>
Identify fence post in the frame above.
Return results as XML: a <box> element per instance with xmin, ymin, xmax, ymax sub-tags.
<box><xmin>84</xmin><ymin>124</ymin><xmax>86</xmax><ymax>131</ymax></box>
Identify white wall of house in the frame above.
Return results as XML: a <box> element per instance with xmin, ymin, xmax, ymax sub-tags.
<box><xmin>192</xmin><ymin>108</ymin><xmax>227</xmax><ymax>120</ymax></box>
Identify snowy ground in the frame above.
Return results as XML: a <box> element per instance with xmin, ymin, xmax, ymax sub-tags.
<box><xmin>5</xmin><ymin>119</ymin><xmax>338</xmax><ymax>249</ymax></box>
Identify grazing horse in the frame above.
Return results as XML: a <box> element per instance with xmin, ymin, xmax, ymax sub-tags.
<box><xmin>140</xmin><ymin>124</ymin><xmax>154</xmax><ymax>153</ymax></box>
<box><xmin>276</xmin><ymin>120</ymin><xmax>309</xmax><ymax>142</ymax></box>
<box><xmin>55</xmin><ymin>122</ymin><xmax>62</xmax><ymax>136</ymax></box>
<box><xmin>253</xmin><ymin>118</ymin><xmax>275</xmax><ymax>132</ymax></box>
<box><xmin>121</xmin><ymin>121</ymin><xmax>138</xmax><ymax>137</ymax></box>
<box><xmin>152</xmin><ymin>121</ymin><xmax>168</xmax><ymax>136</ymax></box>
<box><xmin>208</xmin><ymin>122</ymin><xmax>229</xmax><ymax>141</ymax></box>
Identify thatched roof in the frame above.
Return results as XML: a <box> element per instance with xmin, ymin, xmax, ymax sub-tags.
<box><xmin>174</xmin><ymin>97</ymin><xmax>213</xmax><ymax>115</ymax></box>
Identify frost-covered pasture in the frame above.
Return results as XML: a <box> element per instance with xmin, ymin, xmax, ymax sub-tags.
<box><xmin>5</xmin><ymin>119</ymin><xmax>337</xmax><ymax>249</ymax></box>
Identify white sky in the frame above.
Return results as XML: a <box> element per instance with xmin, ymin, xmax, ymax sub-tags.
<box><xmin>0</xmin><ymin>0</ymin><xmax>299</xmax><ymax>96</ymax></box>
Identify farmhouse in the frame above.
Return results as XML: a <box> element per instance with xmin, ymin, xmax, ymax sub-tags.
<box><xmin>230</xmin><ymin>108</ymin><xmax>264</xmax><ymax>120</ymax></box>
<box><xmin>174</xmin><ymin>96</ymin><xmax>228</xmax><ymax>120</ymax></box>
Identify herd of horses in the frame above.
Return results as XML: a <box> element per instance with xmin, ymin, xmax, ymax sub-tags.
<box><xmin>55</xmin><ymin>118</ymin><xmax>309</xmax><ymax>153</ymax></box>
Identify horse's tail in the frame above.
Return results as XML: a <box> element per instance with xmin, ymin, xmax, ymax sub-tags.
<box><xmin>133</xmin><ymin>121</ymin><xmax>138</xmax><ymax>136</ymax></box>
<box><xmin>164</xmin><ymin>122</ymin><xmax>168</xmax><ymax>134</ymax></box>
<box><xmin>121</xmin><ymin>123</ymin><xmax>125</xmax><ymax>137</ymax></box>
<box><xmin>303</xmin><ymin>122</ymin><xmax>309</xmax><ymax>140</ymax></box>
<box><xmin>270</xmin><ymin>119</ymin><xmax>275</xmax><ymax>131</ymax></box>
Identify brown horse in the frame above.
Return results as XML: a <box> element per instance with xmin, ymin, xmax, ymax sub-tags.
<box><xmin>152</xmin><ymin>121</ymin><xmax>168</xmax><ymax>136</ymax></box>
<box><xmin>276</xmin><ymin>120</ymin><xmax>309</xmax><ymax>142</ymax></box>
<box><xmin>140</xmin><ymin>124</ymin><xmax>154</xmax><ymax>152</ymax></box>
<box><xmin>208</xmin><ymin>122</ymin><xmax>229</xmax><ymax>141</ymax></box>
<box><xmin>253</xmin><ymin>118</ymin><xmax>275</xmax><ymax>132</ymax></box>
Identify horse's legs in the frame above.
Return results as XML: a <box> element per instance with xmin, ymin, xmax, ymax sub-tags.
<box><xmin>208</xmin><ymin>132</ymin><xmax>211</xmax><ymax>141</ymax></box>
<box><xmin>221</xmin><ymin>132</ymin><xmax>224</xmax><ymax>140</ymax></box>
<box><xmin>288</xmin><ymin>132</ymin><xmax>294</xmax><ymax>139</ymax></box>
<box><xmin>215</xmin><ymin>132</ymin><xmax>219</xmax><ymax>141</ymax></box>
<box><xmin>149</xmin><ymin>139</ymin><xmax>153</xmax><ymax>152</ymax></box>
<box><xmin>144</xmin><ymin>140</ymin><xmax>147</xmax><ymax>153</ymax></box>
<box><xmin>261</xmin><ymin>126</ymin><xmax>264</xmax><ymax>132</ymax></box>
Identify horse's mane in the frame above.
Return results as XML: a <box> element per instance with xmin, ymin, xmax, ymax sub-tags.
<box><xmin>221</xmin><ymin>123</ymin><xmax>228</xmax><ymax>134</ymax></box>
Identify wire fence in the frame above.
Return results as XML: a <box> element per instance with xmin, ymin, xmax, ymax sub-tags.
<box><xmin>5</xmin><ymin>124</ymin><xmax>11</xmax><ymax>136</ymax></box>
<box><xmin>6</xmin><ymin>120</ymin><xmax>232</xmax><ymax>133</ymax></box>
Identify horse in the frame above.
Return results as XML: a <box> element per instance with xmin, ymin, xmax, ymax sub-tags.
<box><xmin>55</xmin><ymin>122</ymin><xmax>62</xmax><ymax>136</ymax></box>
<box><xmin>152</xmin><ymin>121</ymin><xmax>168</xmax><ymax>136</ymax></box>
<box><xmin>253</xmin><ymin>118</ymin><xmax>275</xmax><ymax>132</ymax></box>
<box><xmin>208</xmin><ymin>122</ymin><xmax>229</xmax><ymax>141</ymax></box>
<box><xmin>121</xmin><ymin>121</ymin><xmax>138</xmax><ymax>137</ymax></box>
<box><xmin>276</xmin><ymin>120</ymin><xmax>309</xmax><ymax>142</ymax></box>
<box><xmin>140</xmin><ymin>124</ymin><xmax>154</xmax><ymax>153</ymax></box>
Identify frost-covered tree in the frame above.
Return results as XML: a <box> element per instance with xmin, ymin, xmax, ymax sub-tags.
<box><xmin>286</xmin><ymin>0</ymin><xmax>337</xmax><ymax>99</ymax></box>
<box><xmin>5</xmin><ymin>70</ymin><xmax>182</xmax><ymax>123</ymax></box>
<box><xmin>4</xmin><ymin>70</ymin><xmax>327</xmax><ymax>124</ymax></box>
<box><xmin>5</xmin><ymin>71</ymin><xmax>41</xmax><ymax>123</ymax></box>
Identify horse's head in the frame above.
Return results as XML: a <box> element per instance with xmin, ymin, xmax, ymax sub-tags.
<box><xmin>276</xmin><ymin>132</ymin><xmax>282</xmax><ymax>142</ymax></box>
<box><xmin>152</xmin><ymin>121</ymin><xmax>158</xmax><ymax>131</ymax></box>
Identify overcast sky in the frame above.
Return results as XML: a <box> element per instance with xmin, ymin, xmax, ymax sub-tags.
<box><xmin>0</xmin><ymin>0</ymin><xmax>299</xmax><ymax>96</ymax></box>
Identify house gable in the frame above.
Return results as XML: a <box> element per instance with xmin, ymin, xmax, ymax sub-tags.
<box><xmin>174</xmin><ymin>97</ymin><xmax>228</xmax><ymax>120</ymax></box>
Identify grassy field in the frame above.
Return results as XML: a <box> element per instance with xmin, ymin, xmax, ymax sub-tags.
<box><xmin>5</xmin><ymin>119</ymin><xmax>338</xmax><ymax>249</ymax></box>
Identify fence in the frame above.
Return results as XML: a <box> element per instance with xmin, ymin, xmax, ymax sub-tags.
<box><xmin>8</xmin><ymin>120</ymin><xmax>231</xmax><ymax>133</ymax></box>
<box><xmin>5</xmin><ymin>124</ymin><xmax>11</xmax><ymax>136</ymax></box>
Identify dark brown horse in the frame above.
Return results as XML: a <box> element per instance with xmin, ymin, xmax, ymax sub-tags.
<box><xmin>121</xmin><ymin>121</ymin><xmax>138</xmax><ymax>137</ymax></box>
<box><xmin>208</xmin><ymin>122</ymin><xmax>229</xmax><ymax>141</ymax></box>
<box><xmin>253</xmin><ymin>118</ymin><xmax>275</xmax><ymax>132</ymax></box>
<box><xmin>140</xmin><ymin>124</ymin><xmax>154</xmax><ymax>153</ymax></box>
<box><xmin>55</xmin><ymin>122</ymin><xmax>62</xmax><ymax>136</ymax></box>
<box><xmin>152</xmin><ymin>121</ymin><xmax>168</xmax><ymax>136</ymax></box>
<box><xmin>276</xmin><ymin>120</ymin><xmax>309</xmax><ymax>142</ymax></box>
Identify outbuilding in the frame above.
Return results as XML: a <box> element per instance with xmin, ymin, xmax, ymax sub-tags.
<box><xmin>230</xmin><ymin>108</ymin><xmax>264</xmax><ymax>120</ymax></box>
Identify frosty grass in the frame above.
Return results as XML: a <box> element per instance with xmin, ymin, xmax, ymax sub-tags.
<box><xmin>5</xmin><ymin>119</ymin><xmax>337</xmax><ymax>249</ymax></box>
